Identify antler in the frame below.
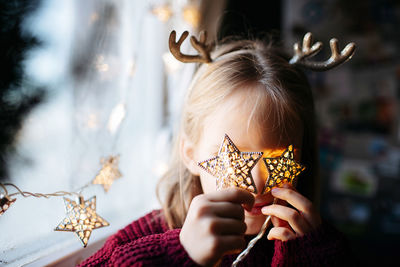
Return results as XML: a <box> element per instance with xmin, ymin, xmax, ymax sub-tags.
<box><xmin>169</xmin><ymin>30</ymin><xmax>212</xmax><ymax>63</ymax></box>
<box><xmin>289</xmin><ymin>32</ymin><xmax>356</xmax><ymax>71</ymax></box>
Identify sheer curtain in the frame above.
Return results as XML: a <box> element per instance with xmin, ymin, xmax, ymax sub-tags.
<box><xmin>0</xmin><ymin>0</ymin><xmax>204</xmax><ymax>265</ymax></box>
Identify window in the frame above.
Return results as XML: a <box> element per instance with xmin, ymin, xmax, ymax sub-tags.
<box><xmin>0</xmin><ymin>0</ymin><xmax>200</xmax><ymax>265</ymax></box>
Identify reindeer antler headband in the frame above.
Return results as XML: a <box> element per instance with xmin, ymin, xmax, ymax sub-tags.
<box><xmin>169</xmin><ymin>30</ymin><xmax>212</xmax><ymax>63</ymax></box>
<box><xmin>169</xmin><ymin>30</ymin><xmax>356</xmax><ymax>70</ymax></box>
<box><xmin>289</xmin><ymin>32</ymin><xmax>356</xmax><ymax>71</ymax></box>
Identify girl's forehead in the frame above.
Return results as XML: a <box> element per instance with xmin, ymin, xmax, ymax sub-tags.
<box><xmin>202</xmin><ymin>109</ymin><xmax>301</xmax><ymax>149</ymax></box>
<box><xmin>199</xmin><ymin>87</ymin><xmax>303</xmax><ymax>150</ymax></box>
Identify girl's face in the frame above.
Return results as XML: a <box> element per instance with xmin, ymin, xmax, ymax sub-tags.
<box><xmin>192</xmin><ymin>88</ymin><xmax>302</xmax><ymax>235</ymax></box>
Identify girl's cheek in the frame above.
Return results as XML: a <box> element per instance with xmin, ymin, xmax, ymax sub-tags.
<box><xmin>199</xmin><ymin>173</ymin><xmax>217</xmax><ymax>194</ymax></box>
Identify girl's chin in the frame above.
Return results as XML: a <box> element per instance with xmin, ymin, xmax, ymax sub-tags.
<box><xmin>246</xmin><ymin>205</ymin><xmax>264</xmax><ymax>216</ymax></box>
<box><xmin>244</xmin><ymin>213</ymin><xmax>267</xmax><ymax>235</ymax></box>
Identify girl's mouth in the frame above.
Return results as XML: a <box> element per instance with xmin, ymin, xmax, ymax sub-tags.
<box><xmin>246</xmin><ymin>201</ymin><xmax>270</xmax><ymax>216</ymax></box>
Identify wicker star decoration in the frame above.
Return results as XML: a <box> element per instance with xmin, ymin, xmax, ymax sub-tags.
<box><xmin>54</xmin><ymin>196</ymin><xmax>109</xmax><ymax>247</ymax></box>
<box><xmin>262</xmin><ymin>145</ymin><xmax>305</xmax><ymax>193</ymax></box>
<box><xmin>92</xmin><ymin>155</ymin><xmax>122</xmax><ymax>192</ymax></box>
<box><xmin>0</xmin><ymin>194</ymin><xmax>16</xmax><ymax>216</ymax></box>
<box><xmin>198</xmin><ymin>134</ymin><xmax>263</xmax><ymax>193</ymax></box>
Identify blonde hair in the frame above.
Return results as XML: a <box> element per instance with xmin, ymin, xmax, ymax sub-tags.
<box><xmin>157</xmin><ymin>39</ymin><xmax>318</xmax><ymax>229</ymax></box>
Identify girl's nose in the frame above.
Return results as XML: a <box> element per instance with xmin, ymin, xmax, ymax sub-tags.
<box><xmin>252</xmin><ymin>161</ymin><xmax>268</xmax><ymax>195</ymax></box>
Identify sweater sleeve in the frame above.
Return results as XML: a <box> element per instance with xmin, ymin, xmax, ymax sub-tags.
<box><xmin>78</xmin><ymin>210</ymin><xmax>199</xmax><ymax>267</ymax></box>
<box><xmin>271</xmin><ymin>221</ymin><xmax>355</xmax><ymax>267</ymax></box>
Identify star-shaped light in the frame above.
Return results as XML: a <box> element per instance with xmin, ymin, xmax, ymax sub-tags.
<box><xmin>198</xmin><ymin>134</ymin><xmax>263</xmax><ymax>193</ymax></box>
<box><xmin>151</xmin><ymin>4</ymin><xmax>173</xmax><ymax>22</ymax></box>
<box><xmin>262</xmin><ymin>145</ymin><xmax>306</xmax><ymax>193</ymax></box>
<box><xmin>0</xmin><ymin>194</ymin><xmax>16</xmax><ymax>216</ymax></box>
<box><xmin>54</xmin><ymin>196</ymin><xmax>109</xmax><ymax>247</ymax></box>
<box><xmin>183</xmin><ymin>4</ymin><xmax>200</xmax><ymax>28</ymax></box>
<box><xmin>92</xmin><ymin>155</ymin><xmax>122</xmax><ymax>192</ymax></box>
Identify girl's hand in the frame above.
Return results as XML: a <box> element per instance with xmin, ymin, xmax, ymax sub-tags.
<box><xmin>261</xmin><ymin>185</ymin><xmax>321</xmax><ymax>241</ymax></box>
<box><xmin>180</xmin><ymin>188</ymin><xmax>254</xmax><ymax>266</ymax></box>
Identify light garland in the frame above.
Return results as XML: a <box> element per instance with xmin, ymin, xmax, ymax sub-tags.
<box><xmin>0</xmin><ymin>154</ymin><xmax>122</xmax><ymax>247</ymax></box>
<box><xmin>107</xmin><ymin>104</ymin><xmax>126</xmax><ymax>135</ymax></box>
<box><xmin>182</xmin><ymin>4</ymin><xmax>200</xmax><ymax>28</ymax></box>
<box><xmin>1</xmin><ymin>0</ymin><xmax>144</xmax><ymax>251</ymax></box>
<box><xmin>0</xmin><ymin>184</ymin><xmax>16</xmax><ymax>215</ymax></box>
<box><xmin>151</xmin><ymin>4</ymin><xmax>173</xmax><ymax>22</ymax></box>
<box><xmin>54</xmin><ymin>196</ymin><xmax>109</xmax><ymax>247</ymax></box>
<box><xmin>150</xmin><ymin>1</ymin><xmax>201</xmax><ymax>29</ymax></box>
<box><xmin>92</xmin><ymin>155</ymin><xmax>122</xmax><ymax>192</ymax></box>
<box><xmin>0</xmin><ymin>182</ymin><xmax>79</xmax><ymax>217</ymax></box>
<box><xmin>94</xmin><ymin>55</ymin><xmax>109</xmax><ymax>73</ymax></box>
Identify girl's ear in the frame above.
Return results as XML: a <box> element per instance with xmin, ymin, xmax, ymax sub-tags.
<box><xmin>180</xmin><ymin>135</ymin><xmax>200</xmax><ymax>176</ymax></box>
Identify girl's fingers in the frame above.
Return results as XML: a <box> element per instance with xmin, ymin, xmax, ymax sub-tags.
<box><xmin>261</xmin><ymin>204</ymin><xmax>311</xmax><ymax>235</ymax></box>
<box><xmin>206</xmin><ymin>187</ymin><xmax>255</xmax><ymax>211</ymax></box>
<box><xmin>271</xmin><ymin>187</ymin><xmax>311</xmax><ymax>213</ymax></box>
<box><xmin>271</xmin><ymin>215</ymin><xmax>290</xmax><ymax>228</ymax></box>
<box><xmin>267</xmin><ymin>227</ymin><xmax>296</xmax><ymax>241</ymax></box>
<box><xmin>211</xmin><ymin>202</ymin><xmax>244</xmax><ymax>220</ymax></box>
<box><xmin>207</xmin><ymin>218</ymin><xmax>247</xmax><ymax>235</ymax></box>
<box><xmin>270</xmin><ymin>198</ymin><xmax>289</xmax><ymax>227</ymax></box>
<box><xmin>270</xmin><ymin>187</ymin><xmax>321</xmax><ymax>228</ymax></box>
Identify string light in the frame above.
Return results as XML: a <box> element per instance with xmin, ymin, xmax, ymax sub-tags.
<box><xmin>153</xmin><ymin>161</ymin><xmax>169</xmax><ymax>177</ymax></box>
<box><xmin>55</xmin><ymin>196</ymin><xmax>109</xmax><ymax>247</ymax></box>
<box><xmin>0</xmin><ymin>194</ymin><xmax>16</xmax><ymax>215</ymax></box>
<box><xmin>90</xmin><ymin>12</ymin><xmax>99</xmax><ymax>24</ymax></box>
<box><xmin>94</xmin><ymin>55</ymin><xmax>109</xmax><ymax>72</ymax></box>
<box><xmin>92</xmin><ymin>155</ymin><xmax>122</xmax><ymax>192</ymax></box>
<box><xmin>0</xmin><ymin>184</ymin><xmax>16</xmax><ymax>216</ymax></box>
<box><xmin>151</xmin><ymin>4</ymin><xmax>173</xmax><ymax>22</ymax></box>
<box><xmin>182</xmin><ymin>4</ymin><xmax>200</xmax><ymax>28</ymax></box>
<box><xmin>0</xmin><ymin>182</ymin><xmax>78</xmax><ymax>216</ymax></box>
<box><xmin>107</xmin><ymin>103</ymin><xmax>126</xmax><ymax>134</ymax></box>
<box><xmin>128</xmin><ymin>59</ymin><xmax>136</xmax><ymax>77</ymax></box>
<box><xmin>0</xmin><ymin>154</ymin><xmax>120</xmax><ymax>247</ymax></box>
<box><xmin>87</xmin><ymin>113</ymin><xmax>99</xmax><ymax>129</ymax></box>
<box><xmin>2</xmin><ymin>0</ymin><xmax>143</xmax><ymax>250</ymax></box>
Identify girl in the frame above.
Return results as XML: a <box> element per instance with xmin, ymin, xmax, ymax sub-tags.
<box><xmin>79</xmin><ymin>33</ymin><xmax>354</xmax><ymax>266</ymax></box>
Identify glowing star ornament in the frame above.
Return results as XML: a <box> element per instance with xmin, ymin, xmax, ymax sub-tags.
<box><xmin>182</xmin><ymin>4</ymin><xmax>200</xmax><ymax>28</ymax></box>
<box><xmin>151</xmin><ymin>4</ymin><xmax>173</xmax><ymax>22</ymax></box>
<box><xmin>92</xmin><ymin>155</ymin><xmax>122</xmax><ymax>192</ymax></box>
<box><xmin>262</xmin><ymin>145</ymin><xmax>306</xmax><ymax>193</ymax></box>
<box><xmin>55</xmin><ymin>196</ymin><xmax>109</xmax><ymax>247</ymax></box>
<box><xmin>0</xmin><ymin>194</ymin><xmax>16</xmax><ymax>216</ymax></box>
<box><xmin>198</xmin><ymin>134</ymin><xmax>263</xmax><ymax>193</ymax></box>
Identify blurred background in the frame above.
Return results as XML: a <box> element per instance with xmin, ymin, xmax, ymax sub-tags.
<box><xmin>0</xmin><ymin>0</ymin><xmax>399</xmax><ymax>266</ymax></box>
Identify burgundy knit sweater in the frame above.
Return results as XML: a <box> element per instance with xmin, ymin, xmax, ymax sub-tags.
<box><xmin>78</xmin><ymin>210</ymin><xmax>353</xmax><ymax>266</ymax></box>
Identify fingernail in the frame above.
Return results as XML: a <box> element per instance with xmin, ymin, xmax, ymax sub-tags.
<box><xmin>271</xmin><ymin>188</ymin><xmax>280</xmax><ymax>194</ymax></box>
<box><xmin>261</xmin><ymin>206</ymin><xmax>268</xmax><ymax>213</ymax></box>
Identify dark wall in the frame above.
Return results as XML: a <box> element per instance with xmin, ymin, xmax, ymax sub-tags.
<box><xmin>218</xmin><ymin>0</ymin><xmax>281</xmax><ymax>40</ymax></box>
<box><xmin>217</xmin><ymin>1</ymin><xmax>400</xmax><ymax>266</ymax></box>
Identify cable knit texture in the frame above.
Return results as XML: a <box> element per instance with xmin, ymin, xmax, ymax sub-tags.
<box><xmin>78</xmin><ymin>210</ymin><xmax>353</xmax><ymax>267</ymax></box>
